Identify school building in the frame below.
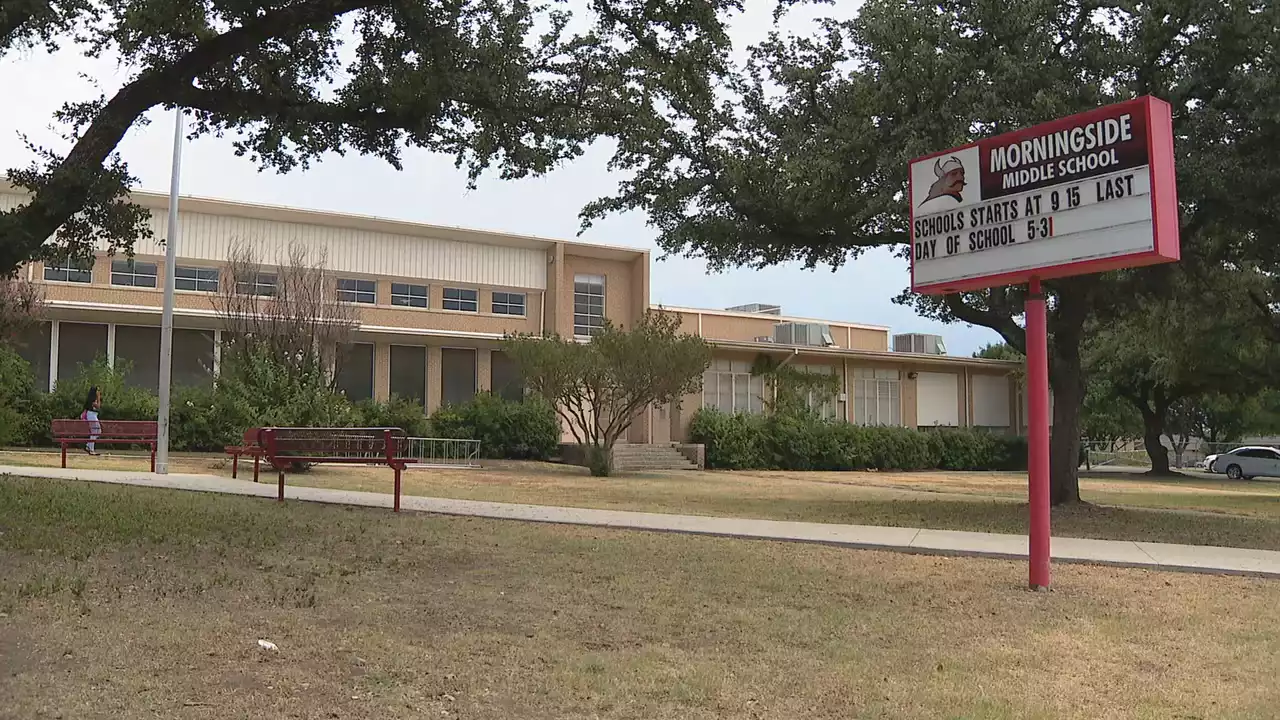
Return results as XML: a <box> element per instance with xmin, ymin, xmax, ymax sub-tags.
<box><xmin>6</xmin><ymin>185</ymin><xmax>1027</xmax><ymax>445</ymax></box>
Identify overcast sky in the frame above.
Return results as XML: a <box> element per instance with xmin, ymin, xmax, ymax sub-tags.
<box><xmin>0</xmin><ymin>3</ymin><xmax>1002</xmax><ymax>355</ymax></box>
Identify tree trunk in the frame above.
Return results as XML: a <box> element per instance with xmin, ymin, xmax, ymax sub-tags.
<box><xmin>1048</xmin><ymin>356</ymin><xmax>1084</xmax><ymax>504</ymax></box>
<box><xmin>1140</xmin><ymin>409</ymin><xmax>1172</xmax><ymax>475</ymax></box>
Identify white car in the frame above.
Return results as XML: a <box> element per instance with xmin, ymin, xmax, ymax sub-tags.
<box><xmin>1204</xmin><ymin>446</ymin><xmax>1280</xmax><ymax>480</ymax></box>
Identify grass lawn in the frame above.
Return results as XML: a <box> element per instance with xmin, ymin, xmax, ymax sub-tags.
<box><xmin>2</xmin><ymin>476</ymin><xmax>1278</xmax><ymax>720</ymax></box>
<box><xmin>4</xmin><ymin>449</ymin><xmax>1280</xmax><ymax>551</ymax></box>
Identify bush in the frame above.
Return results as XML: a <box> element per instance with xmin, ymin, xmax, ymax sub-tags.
<box><xmin>169</xmin><ymin>384</ymin><xmax>240</xmax><ymax>451</ymax></box>
<box><xmin>431</xmin><ymin>393</ymin><xmax>559</xmax><ymax>460</ymax></box>
<box><xmin>214</xmin><ymin>345</ymin><xmax>356</xmax><ymax>431</ymax></box>
<box><xmin>689</xmin><ymin>407</ymin><xmax>1028</xmax><ymax>472</ymax></box>
<box><xmin>354</xmin><ymin>396</ymin><xmax>431</xmax><ymax>437</ymax></box>
<box><xmin>0</xmin><ymin>345</ymin><xmax>45</xmax><ymax>446</ymax></box>
<box><xmin>49</xmin><ymin>356</ymin><xmax>159</xmax><ymax>423</ymax></box>
<box><xmin>688</xmin><ymin>409</ymin><xmax>768</xmax><ymax>469</ymax></box>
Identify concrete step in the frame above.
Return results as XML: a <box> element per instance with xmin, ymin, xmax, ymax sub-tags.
<box><xmin>611</xmin><ymin>444</ymin><xmax>698</xmax><ymax>471</ymax></box>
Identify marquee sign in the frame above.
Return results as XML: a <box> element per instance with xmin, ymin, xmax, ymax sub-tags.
<box><xmin>909</xmin><ymin>96</ymin><xmax>1179</xmax><ymax>294</ymax></box>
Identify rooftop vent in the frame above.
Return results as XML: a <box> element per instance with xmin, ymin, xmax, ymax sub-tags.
<box><xmin>893</xmin><ymin>333</ymin><xmax>947</xmax><ymax>355</ymax></box>
<box><xmin>726</xmin><ymin>303</ymin><xmax>782</xmax><ymax>315</ymax></box>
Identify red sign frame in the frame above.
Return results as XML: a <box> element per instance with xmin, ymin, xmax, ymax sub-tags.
<box><xmin>909</xmin><ymin>96</ymin><xmax>1179</xmax><ymax>295</ymax></box>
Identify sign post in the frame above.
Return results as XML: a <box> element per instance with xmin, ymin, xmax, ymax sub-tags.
<box><xmin>908</xmin><ymin>96</ymin><xmax>1179</xmax><ymax>590</ymax></box>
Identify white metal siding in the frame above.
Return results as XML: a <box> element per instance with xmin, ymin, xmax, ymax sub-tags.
<box><xmin>973</xmin><ymin>374</ymin><xmax>1011</xmax><ymax>427</ymax></box>
<box><xmin>5</xmin><ymin>192</ymin><xmax>547</xmax><ymax>289</ymax></box>
<box><xmin>916</xmin><ymin>372</ymin><xmax>959</xmax><ymax>427</ymax></box>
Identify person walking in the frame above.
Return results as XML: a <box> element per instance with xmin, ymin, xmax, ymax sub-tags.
<box><xmin>81</xmin><ymin>386</ymin><xmax>102</xmax><ymax>456</ymax></box>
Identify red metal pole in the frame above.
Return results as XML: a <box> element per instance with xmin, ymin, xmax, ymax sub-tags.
<box><xmin>278</xmin><ymin>470</ymin><xmax>285</xmax><ymax>502</ymax></box>
<box><xmin>1025</xmin><ymin>277</ymin><xmax>1052</xmax><ymax>590</ymax></box>
<box><xmin>394</xmin><ymin>467</ymin><xmax>402</xmax><ymax>513</ymax></box>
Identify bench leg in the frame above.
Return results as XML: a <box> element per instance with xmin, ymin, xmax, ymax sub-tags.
<box><xmin>278</xmin><ymin>470</ymin><xmax>285</xmax><ymax>502</ymax></box>
<box><xmin>253</xmin><ymin>455</ymin><xmax>260</xmax><ymax>483</ymax></box>
<box><xmin>231</xmin><ymin>453</ymin><xmax>239</xmax><ymax>479</ymax></box>
<box><xmin>150</xmin><ymin>444</ymin><xmax>156</xmax><ymax>473</ymax></box>
<box><xmin>394</xmin><ymin>466</ymin><xmax>402</xmax><ymax>513</ymax></box>
<box><xmin>61</xmin><ymin>442</ymin><xmax>67</xmax><ymax>468</ymax></box>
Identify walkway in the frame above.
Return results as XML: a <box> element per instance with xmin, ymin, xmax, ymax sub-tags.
<box><xmin>4</xmin><ymin>464</ymin><xmax>1279</xmax><ymax>579</ymax></box>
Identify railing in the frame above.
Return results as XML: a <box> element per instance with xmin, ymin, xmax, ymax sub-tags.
<box><xmin>401</xmin><ymin>437</ymin><xmax>481</xmax><ymax>468</ymax></box>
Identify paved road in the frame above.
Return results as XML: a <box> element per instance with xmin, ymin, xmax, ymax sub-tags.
<box><xmin>3</xmin><ymin>464</ymin><xmax>1278</xmax><ymax>580</ymax></box>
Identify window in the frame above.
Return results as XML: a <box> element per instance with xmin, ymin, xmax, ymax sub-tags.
<box><xmin>337</xmin><ymin>277</ymin><xmax>376</xmax><ymax>304</ymax></box>
<box><xmin>794</xmin><ymin>363</ymin><xmax>842</xmax><ymax>420</ymax></box>
<box><xmin>492</xmin><ymin>291</ymin><xmax>526</xmax><ymax>316</ymax></box>
<box><xmin>44</xmin><ymin>258</ymin><xmax>93</xmax><ymax>283</ymax></box>
<box><xmin>236</xmin><ymin>271</ymin><xmax>277</xmax><ymax>297</ymax></box>
<box><xmin>853</xmin><ymin>368</ymin><xmax>901</xmax><ymax>426</ymax></box>
<box><xmin>702</xmin><ymin>359</ymin><xmax>766</xmax><ymax>415</ymax></box>
<box><xmin>391</xmin><ymin>282</ymin><xmax>428</xmax><ymax>308</ymax></box>
<box><xmin>573</xmin><ymin>274</ymin><xmax>606</xmax><ymax>337</ymax></box>
<box><xmin>110</xmin><ymin>259</ymin><xmax>158</xmax><ymax>288</ymax></box>
<box><xmin>174</xmin><ymin>266</ymin><xmax>219</xmax><ymax>292</ymax></box>
<box><xmin>443</xmin><ymin>287</ymin><xmax>478</xmax><ymax>312</ymax></box>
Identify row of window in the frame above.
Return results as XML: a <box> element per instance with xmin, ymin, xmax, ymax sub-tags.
<box><xmin>43</xmin><ymin>260</ymin><xmax>532</xmax><ymax>316</ymax></box>
<box><xmin>701</xmin><ymin>363</ymin><xmax>903</xmax><ymax>426</ymax></box>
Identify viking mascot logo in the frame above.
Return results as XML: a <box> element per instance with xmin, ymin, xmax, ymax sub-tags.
<box><xmin>921</xmin><ymin>155</ymin><xmax>967</xmax><ymax>205</ymax></box>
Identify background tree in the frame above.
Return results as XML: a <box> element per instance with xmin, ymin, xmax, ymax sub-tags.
<box><xmin>0</xmin><ymin>0</ymin><xmax>741</xmax><ymax>274</ymax></box>
<box><xmin>589</xmin><ymin>0</ymin><xmax>1280</xmax><ymax>503</ymax></box>
<box><xmin>0</xmin><ymin>275</ymin><xmax>44</xmax><ymax>341</ymax></box>
<box><xmin>504</xmin><ymin>311</ymin><xmax>711</xmax><ymax>476</ymax></box>
<box><xmin>1083</xmin><ymin>269</ymin><xmax>1276</xmax><ymax>474</ymax></box>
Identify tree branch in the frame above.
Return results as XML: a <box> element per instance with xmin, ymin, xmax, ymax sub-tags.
<box><xmin>0</xmin><ymin>0</ymin><xmax>383</xmax><ymax>271</ymax></box>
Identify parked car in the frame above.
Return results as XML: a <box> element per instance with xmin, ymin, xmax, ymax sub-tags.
<box><xmin>1203</xmin><ymin>446</ymin><xmax>1280</xmax><ymax>480</ymax></box>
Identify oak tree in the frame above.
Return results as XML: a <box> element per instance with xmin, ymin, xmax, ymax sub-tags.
<box><xmin>588</xmin><ymin>0</ymin><xmax>1280</xmax><ymax>503</ymax></box>
<box><xmin>0</xmin><ymin>0</ymin><xmax>741</xmax><ymax>274</ymax></box>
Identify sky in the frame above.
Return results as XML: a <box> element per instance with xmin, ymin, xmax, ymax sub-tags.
<box><xmin>0</xmin><ymin>3</ymin><xmax>1001</xmax><ymax>356</ymax></box>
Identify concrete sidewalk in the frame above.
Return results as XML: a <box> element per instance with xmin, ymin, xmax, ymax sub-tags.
<box><xmin>4</xmin><ymin>464</ymin><xmax>1279</xmax><ymax>579</ymax></box>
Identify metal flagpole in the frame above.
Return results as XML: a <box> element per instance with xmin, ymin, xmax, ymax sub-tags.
<box><xmin>156</xmin><ymin>107</ymin><xmax>184</xmax><ymax>474</ymax></box>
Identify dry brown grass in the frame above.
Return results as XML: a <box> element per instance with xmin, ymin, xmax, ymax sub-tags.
<box><xmin>2</xmin><ymin>476</ymin><xmax>1278</xmax><ymax>720</ymax></box>
<box><xmin>4</xmin><ymin>449</ymin><xmax>1280</xmax><ymax>550</ymax></box>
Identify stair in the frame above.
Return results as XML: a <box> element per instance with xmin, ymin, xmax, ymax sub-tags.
<box><xmin>611</xmin><ymin>443</ymin><xmax>699</xmax><ymax>472</ymax></box>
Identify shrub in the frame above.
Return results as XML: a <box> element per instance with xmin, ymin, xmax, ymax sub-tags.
<box><xmin>689</xmin><ymin>407</ymin><xmax>1027</xmax><ymax>472</ymax></box>
<box><xmin>49</xmin><ymin>356</ymin><xmax>159</xmax><ymax>423</ymax></box>
<box><xmin>354</xmin><ymin>396</ymin><xmax>431</xmax><ymax>437</ymax></box>
<box><xmin>431</xmin><ymin>393</ymin><xmax>559</xmax><ymax>460</ymax></box>
<box><xmin>169</xmin><ymin>384</ymin><xmax>240</xmax><ymax>452</ymax></box>
<box><xmin>214</xmin><ymin>344</ymin><xmax>356</xmax><ymax>431</ymax></box>
<box><xmin>688</xmin><ymin>408</ymin><xmax>768</xmax><ymax>469</ymax></box>
<box><xmin>0</xmin><ymin>345</ymin><xmax>45</xmax><ymax>446</ymax></box>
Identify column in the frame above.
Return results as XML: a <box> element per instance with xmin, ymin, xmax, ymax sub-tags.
<box><xmin>476</xmin><ymin>349</ymin><xmax>492</xmax><ymax>393</ymax></box>
<box><xmin>426</xmin><ymin>346</ymin><xmax>442</xmax><ymax>413</ymax></box>
<box><xmin>212</xmin><ymin>330</ymin><xmax>222</xmax><ymax>377</ymax></box>
<box><xmin>106</xmin><ymin>324</ymin><xmax>117</xmax><ymax>368</ymax></box>
<box><xmin>373</xmin><ymin>342</ymin><xmax>391</xmax><ymax>402</ymax></box>
<box><xmin>48</xmin><ymin>320</ymin><xmax>60</xmax><ymax>392</ymax></box>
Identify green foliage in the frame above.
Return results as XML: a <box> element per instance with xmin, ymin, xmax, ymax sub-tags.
<box><xmin>750</xmin><ymin>354</ymin><xmax>841</xmax><ymax>416</ymax></box>
<box><xmin>430</xmin><ymin>393</ymin><xmax>558</xmax><ymax>461</ymax></box>
<box><xmin>689</xmin><ymin>408</ymin><xmax>1026</xmax><ymax>472</ymax></box>
<box><xmin>0</xmin><ymin>345</ymin><xmax>44</xmax><ymax>446</ymax></box>
<box><xmin>49</xmin><ymin>356</ymin><xmax>157</xmax><ymax>423</ymax></box>
<box><xmin>0</xmin><ymin>2</ymin><xmax>742</xmax><ymax>274</ymax></box>
<box><xmin>214</xmin><ymin>344</ymin><xmax>356</xmax><ymax>431</ymax></box>
<box><xmin>505</xmin><ymin>310</ymin><xmax>711</xmax><ymax>475</ymax></box>
<box><xmin>168</xmin><ymin>384</ymin><xmax>239</xmax><ymax>452</ymax></box>
<box><xmin>354</xmin><ymin>397</ymin><xmax>431</xmax><ymax>438</ymax></box>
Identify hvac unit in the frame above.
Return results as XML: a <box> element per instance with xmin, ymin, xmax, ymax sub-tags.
<box><xmin>726</xmin><ymin>302</ymin><xmax>782</xmax><ymax>315</ymax></box>
<box><xmin>893</xmin><ymin>333</ymin><xmax>947</xmax><ymax>355</ymax></box>
<box><xmin>774</xmin><ymin>322</ymin><xmax>836</xmax><ymax>347</ymax></box>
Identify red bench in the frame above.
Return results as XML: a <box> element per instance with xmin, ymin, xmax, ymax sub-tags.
<box><xmin>50</xmin><ymin>419</ymin><xmax>159</xmax><ymax>471</ymax></box>
<box><xmin>225</xmin><ymin>428</ymin><xmax>265</xmax><ymax>482</ymax></box>
<box><xmin>260</xmin><ymin>427</ymin><xmax>418</xmax><ymax>511</ymax></box>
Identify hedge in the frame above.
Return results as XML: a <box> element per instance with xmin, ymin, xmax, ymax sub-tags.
<box><xmin>689</xmin><ymin>407</ymin><xmax>1028</xmax><ymax>472</ymax></box>
<box><xmin>0</xmin><ymin>345</ymin><xmax>557</xmax><ymax>460</ymax></box>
